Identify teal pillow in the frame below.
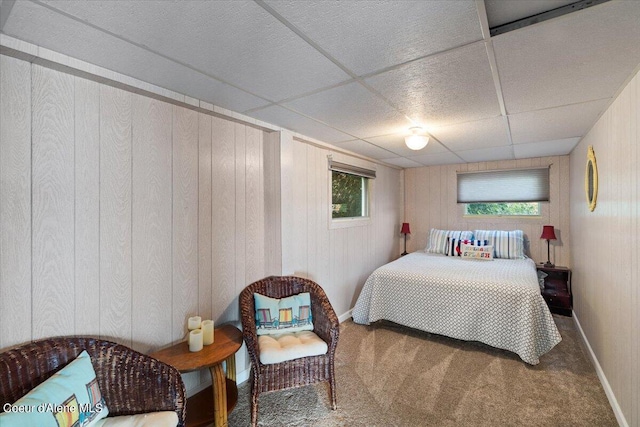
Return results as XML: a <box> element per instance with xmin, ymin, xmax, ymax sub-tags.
<box><xmin>254</xmin><ymin>292</ymin><xmax>314</xmax><ymax>336</ymax></box>
<box><xmin>0</xmin><ymin>350</ymin><xmax>109</xmax><ymax>427</ymax></box>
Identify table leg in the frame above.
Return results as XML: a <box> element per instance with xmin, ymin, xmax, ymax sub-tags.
<box><xmin>209</xmin><ymin>364</ymin><xmax>228</xmax><ymax>427</ymax></box>
<box><xmin>225</xmin><ymin>354</ymin><xmax>236</xmax><ymax>382</ymax></box>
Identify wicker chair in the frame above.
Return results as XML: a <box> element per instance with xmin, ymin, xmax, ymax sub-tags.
<box><xmin>240</xmin><ymin>276</ymin><xmax>339</xmax><ymax>427</ymax></box>
<box><xmin>0</xmin><ymin>337</ymin><xmax>186</xmax><ymax>426</ymax></box>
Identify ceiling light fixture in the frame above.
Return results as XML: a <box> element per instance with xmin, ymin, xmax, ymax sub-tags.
<box><xmin>405</xmin><ymin>127</ymin><xmax>429</xmax><ymax>150</ymax></box>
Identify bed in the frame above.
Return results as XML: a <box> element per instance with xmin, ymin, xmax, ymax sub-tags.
<box><xmin>351</xmin><ymin>251</ymin><xmax>562</xmax><ymax>365</ymax></box>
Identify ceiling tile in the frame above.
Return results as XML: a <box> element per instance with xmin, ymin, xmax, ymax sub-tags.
<box><xmin>333</xmin><ymin>140</ymin><xmax>398</xmax><ymax>160</ymax></box>
<box><xmin>33</xmin><ymin>0</ymin><xmax>351</xmax><ymax>101</ymax></box>
<box><xmin>485</xmin><ymin>0</ymin><xmax>576</xmax><ymax>28</ymax></box>
<box><xmin>457</xmin><ymin>146</ymin><xmax>515</xmax><ymax>163</ymax></box>
<box><xmin>248</xmin><ymin>105</ymin><xmax>353</xmax><ymax>143</ymax></box>
<box><xmin>409</xmin><ymin>151</ymin><xmax>463</xmax><ymax>166</ymax></box>
<box><xmin>284</xmin><ymin>81</ymin><xmax>413</xmax><ymax>138</ymax></box>
<box><xmin>513</xmin><ymin>137</ymin><xmax>580</xmax><ymax>159</ymax></box>
<box><xmin>3</xmin><ymin>1</ymin><xmax>270</xmax><ymax>112</ymax></box>
<box><xmin>364</xmin><ymin>133</ymin><xmax>449</xmax><ymax>158</ymax></box>
<box><xmin>379</xmin><ymin>157</ymin><xmax>424</xmax><ymax>169</ymax></box>
<box><xmin>493</xmin><ymin>1</ymin><xmax>640</xmax><ymax>114</ymax></box>
<box><xmin>430</xmin><ymin>116</ymin><xmax>510</xmax><ymax>151</ymax></box>
<box><xmin>365</xmin><ymin>42</ymin><xmax>501</xmax><ymax>128</ymax></box>
<box><xmin>509</xmin><ymin>99</ymin><xmax>609</xmax><ymax>144</ymax></box>
<box><xmin>265</xmin><ymin>0</ymin><xmax>483</xmax><ymax>76</ymax></box>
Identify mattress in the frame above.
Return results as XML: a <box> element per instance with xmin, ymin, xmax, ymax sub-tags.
<box><xmin>351</xmin><ymin>252</ymin><xmax>562</xmax><ymax>364</ymax></box>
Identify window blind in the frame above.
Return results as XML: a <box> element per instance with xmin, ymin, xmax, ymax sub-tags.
<box><xmin>328</xmin><ymin>159</ymin><xmax>376</xmax><ymax>179</ymax></box>
<box><xmin>457</xmin><ymin>167</ymin><xmax>550</xmax><ymax>203</ymax></box>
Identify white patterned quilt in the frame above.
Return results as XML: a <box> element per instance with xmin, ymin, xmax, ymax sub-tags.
<box><xmin>352</xmin><ymin>252</ymin><xmax>562</xmax><ymax>364</ymax></box>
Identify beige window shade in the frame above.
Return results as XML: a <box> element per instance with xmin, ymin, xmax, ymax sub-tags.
<box><xmin>457</xmin><ymin>167</ymin><xmax>550</xmax><ymax>203</ymax></box>
<box><xmin>328</xmin><ymin>159</ymin><xmax>376</xmax><ymax>179</ymax></box>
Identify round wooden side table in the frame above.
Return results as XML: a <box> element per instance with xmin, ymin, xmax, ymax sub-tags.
<box><xmin>151</xmin><ymin>324</ymin><xmax>243</xmax><ymax>427</ymax></box>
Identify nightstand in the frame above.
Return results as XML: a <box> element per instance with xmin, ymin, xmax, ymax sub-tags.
<box><xmin>537</xmin><ymin>265</ymin><xmax>572</xmax><ymax>317</ymax></box>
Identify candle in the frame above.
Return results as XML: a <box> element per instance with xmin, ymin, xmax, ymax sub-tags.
<box><xmin>202</xmin><ymin>320</ymin><xmax>214</xmax><ymax>345</ymax></box>
<box><xmin>188</xmin><ymin>316</ymin><xmax>201</xmax><ymax>331</ymax></box>
<box><xmin>189</xmin><ymin>329</ymin><xmax>203</xmax><ymax>352</ymax></box>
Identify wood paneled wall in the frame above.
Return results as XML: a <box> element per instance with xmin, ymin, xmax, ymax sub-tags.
<box><xmin>0</xmin><ymin>55</ymin><xmax>404</xmax><ymax>395</ymax></box>
<box><xmin>569</xmin><ymin>69</ymin><xmax>639</xmax><ymax>427</ymax></box>
<box><xmin>0</xmin><ymin>56</ymin><xmax>265</xmax><ymax>392</ymax></box>
<box><xmin>404</xmin><ymin>156</ymin><xmax>571</xmax><ymax>267</ymax></box>
<box><xmin>269</xmin><ymin>132</ymin><xmax>404</xmax><ymax>316</ymax></box>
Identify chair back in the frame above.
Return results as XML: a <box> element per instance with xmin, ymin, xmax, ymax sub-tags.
<box><xmin>239</xmin><ymin>275</ymin><xmax>337</xmax><ymax>364</ymax></box>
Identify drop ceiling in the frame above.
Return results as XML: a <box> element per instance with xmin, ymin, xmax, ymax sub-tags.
<box><xmin>1</xmin><ymin>0</ymin><xmax>639</xmax><ymax>168</ymax></box>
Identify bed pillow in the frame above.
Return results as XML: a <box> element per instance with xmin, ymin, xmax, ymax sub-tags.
<box><xmin>425</xmin><ymin>229</ymin><xmax>473</xmax><ymax>255</ymax></box>
<box><xmin>254</xmin><ymin>292</ymin><xmax>314</xmax><ymax>336</ymax></box>
<box><xmin>0</xmin><ymin>350</ymin><xmax>108</xmax><ymax>427</ymax></box>
<box><xmin>460</xmin><ymin>244</ymin><xmax>494</xmax><ymax>260</ymax></box>
<box><xmin>473</xmin><ymin>229</ymin><xmax>525</xmax><ymax>259</ymax></box>
<box><xmin>446</xmin><ymin>238</ymin><xmax>488</xmax><ymax>256</ymax></box>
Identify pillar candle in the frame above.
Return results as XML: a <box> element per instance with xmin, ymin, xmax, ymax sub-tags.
<box><xmin>188</xmin><ymin>316</ymin><xmax>201</xmax><ymax>331</ymax></box>
<box><xmin>202</xmin><ymin>320</ymin><xmax>214</xmax><ymax>345</ymax></box>
<box><xmin>189</xmin><ymin>329</ymin><xmax>203</xmax><ymax>352</ymax></box>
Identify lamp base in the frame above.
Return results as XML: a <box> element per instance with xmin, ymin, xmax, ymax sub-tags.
<box><xmin>543</xmin><ymin>261</ymin><xmax>555</xmax><ymax>268</ymax></box>
<box><xmin>401</xmin><ymin>251</ymin><xmax>408</xmax><ymax>257</ymax></box>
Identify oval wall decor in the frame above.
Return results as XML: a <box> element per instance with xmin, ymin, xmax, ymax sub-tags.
<box><xmin>585</xmin><ymin>145</ymin><xmax>598</xmax><ymax>212</ymax></box>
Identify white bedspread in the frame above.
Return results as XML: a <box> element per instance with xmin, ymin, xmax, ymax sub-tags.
<box><xmin>352</xmin><ymin>252</ymin><xmax>561</xmax><ymax>365</ymax></box>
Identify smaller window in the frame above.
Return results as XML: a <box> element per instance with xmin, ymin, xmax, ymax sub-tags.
<box><xmin>465</xmin><ymin>202</ymin><xmax>541</xmax><ymax>217</ymax></box>
<box><xmin>328</xmin><ymin>158</ymin><xmax>375</xmax><ymax>223</ymax></box>
<box><xmin>331</xmin><ymin>170</ymin><xmax>369</xmax><ymax>219</ymax></box>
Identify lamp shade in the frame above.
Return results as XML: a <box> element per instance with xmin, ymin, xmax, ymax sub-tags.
<box><xmin>540</xmin><ymin>225</ymin><xmax>557</xmax><ymax>240</ymax></box>
<box><xmin>401</xmin><ymin>223</ymin><xmax>411</xmax><ymax>234</ymax></box>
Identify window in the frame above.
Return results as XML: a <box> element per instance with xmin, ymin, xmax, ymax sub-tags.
<box><xmin>332</xmin><ymin>171</ymin><xmax>369</xmax><ymax>218</ymax></box>
<box><xmin>329</xmin><ymin>159</ymin><xmax>375</xmax><ymax>221</ymax></box>
<box><xmin>465</xmin><ymin>202</ymin><xmax>540</xmax><ymax>216</ymax></box>
<box><xmin>457</xmin><ymin>167</ymin><xmax>549</xmax><ymax>217</ymax></box>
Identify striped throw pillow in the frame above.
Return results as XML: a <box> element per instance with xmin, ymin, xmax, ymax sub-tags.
<box><xmin>473</xmin><ymin>229</ymin><xmax>525</xmax><ymax>259</ymax></box>
<box><xmin>426</xmin><ymin>229</ymin><xmax>473</xmax><ymax>255</ymax></box>
<box><xmin>446</xmin><ymin>238</ymin><xmax>488</xmax><ymax>256</ymax></box>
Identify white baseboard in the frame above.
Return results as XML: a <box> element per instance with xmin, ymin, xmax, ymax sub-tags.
<box><xmin>573</xmin><ymin>311</ymin><xmax>628</xmax><ymax>427</ymax></box>
<box><xmin>338</xmin><ymin>308</ymin><xmax>353</xmax><ymax>323</ymax></box>
<box><xmin>236</xmin><ymin>367</ymin><xmax>250</xmax><ymax>385</ymax></box>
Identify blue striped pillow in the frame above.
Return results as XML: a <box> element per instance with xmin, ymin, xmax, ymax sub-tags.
<box><xmin>473</xmin><ymin>230</ymin><xmax>525</xmax><ymax>259</ymax></box>
<box><xmin>426</xmin><ymin>229</ymin><xmax>473</xmax><ymax>255</ymax></box>
<box><xmin>446</xmin><ymin>238</ymin><xmax>488</xmax><ymax>256</ymax></box>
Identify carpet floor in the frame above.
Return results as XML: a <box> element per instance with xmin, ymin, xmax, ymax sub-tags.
<box><xmin>228</xmin><ymin>315</ymin><xmax>616</xmax><ymax>426</ymax></box>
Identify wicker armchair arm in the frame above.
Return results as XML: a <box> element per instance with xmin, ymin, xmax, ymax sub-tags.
<box><xmin>98</xmin><ymin>349</ymin><xmax>186</xmax><ymax>424</ymax></box>
<box><xmin>310</xmin><ymin>291</ymin><xmax>339</xmax><ymax>349</ymax></box>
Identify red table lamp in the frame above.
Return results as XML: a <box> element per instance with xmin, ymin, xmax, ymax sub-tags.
<box><xmin>401</xmin><ymin>223</ymin><xmax>411</xmax><ymax>256</ymax></box>
<box><xmin>540</xmin><ymin>225</ymin><xmax>557</xmax><ymax>268</ymax></box>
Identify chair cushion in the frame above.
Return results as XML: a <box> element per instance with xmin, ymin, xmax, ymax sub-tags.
<box><xmin>0</xmin><ymin>350</ymin><xmax>108</xmax><ymax>427</ymax></box>
<box><xmin>258</xmin><ymin>331</ymin><xmax>328</xmax><ymax>365</ymax></box>
<box><xmin>94</xmin><ymin>411</ymin><xmax>178</xmax><ymax>427</ymax></box>
<box><xmin>254</xmin><ymin>292</ymin><xmax>314</xmax><ymax>335</ymax></box>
